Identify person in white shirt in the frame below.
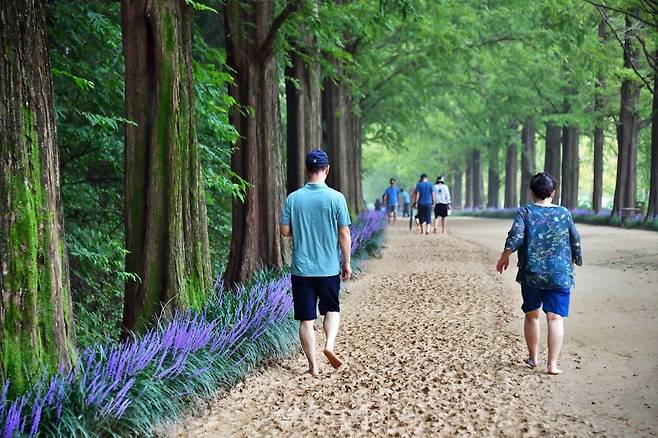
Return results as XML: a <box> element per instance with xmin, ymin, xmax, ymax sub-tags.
<box><xmin>432</xmin><ymin>176</ymin><xmax>451</xmax><ymax>233</ymax></box>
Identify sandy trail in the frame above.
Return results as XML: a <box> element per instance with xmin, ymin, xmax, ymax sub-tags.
<box><xmin>448</xmin><ymin>217</ymin><xmax>658</xmax><ymax>436</ymax></box>
<box><xmin>170</xmin><ymin>219</ymin><xmax>657</xmax><ymax>437</ymax></box>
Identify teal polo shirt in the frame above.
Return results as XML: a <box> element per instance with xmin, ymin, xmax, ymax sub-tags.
<box><xmin>280</xmin><ymin>182</ymin><xmax>351</xmax><ymax>277</ymax></box>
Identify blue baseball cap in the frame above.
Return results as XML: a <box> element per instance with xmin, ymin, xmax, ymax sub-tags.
<box><xmin>306</xmin><ymin>149</ymin><xmax>329</xmax><ymax>168</ymax></box>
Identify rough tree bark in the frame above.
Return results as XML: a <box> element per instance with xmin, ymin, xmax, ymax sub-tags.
<box><xmin>487</xmin><ymin>142</ymin><xmax>500</xmax><ymax>208</ymax></box>
<box><xmin>544</xmin><ymin>123</ymin><xmax>562</xmax><ymax>204</ymax></box>
<box><xmin>520</xmin><ymin>118</ymin><xmax>536</xmax><ymax>204</ymax></box>
<box><xmin>285</xmin><ymin>44</ymin><xmax>321</xmax><ymax>193</ymax></box>
<box><xmin>322</xmin><ymin>75</ymin><xmax>350</xmax><ymax>198</ymax></box>
<box><xmin>0</xmin><ymin>0</ymin><xmax>76</xmax><ymax>390</ymax></box>
<box><xmin>346</xmin><ymin>102</ymin><xmax>364</xmax><ymax>213</ymax></box>
<box><xmin>224</xmin><ymin>0</ymin><xmax>297</xmax><ymax>284</ymax></box>
<box><xmin>452</xmin><ymin>169</ymin><xmax>463</xmax><ymax>208</ymax></box>
<box><xmin>646</xmin><ymin>50</ymin><xmax>658</xmax><ymax>220</ymax></box>
<box><xmin>121</xmin><ymin>0</ymin><xmax>212</xmax><ymax>334</ymax></box>
<box><xmin>612</xmin><ymin>16</ymin><xmax>640</xmax><ymax>216</ymax></box>
<box><xmin>592</xmin><ymin>20</ymin><xmax>606</xmax><ymax>213</ymax></box>
<box><xmin>472</xmin><ymin>149</ymin><xmax>484</xmax><ymax>208</ymax></box>
<box><xmin>560</xmin><ymin>126</ymin><xmax>580</xmax><ymax>209</ymax></box>
<box><xmin>504</xmin><ymin>132</ymin><xmax>518</xmax><ymax>208</ymax></box>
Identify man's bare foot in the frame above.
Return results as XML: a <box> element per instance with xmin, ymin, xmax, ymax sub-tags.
<box><xmin>547</xmin><ymin>367</ymin><xmax>563</xmax><ymax>375</ymax></box>
<box><xmin>433</xmin><ymin>228</ymin><xmax>437</xmax><ymax>233</ymax></box>
<box><xmin>323</xmin><ymin>349</ymin><xmax>343</xmax><ymax>369</ymax></box>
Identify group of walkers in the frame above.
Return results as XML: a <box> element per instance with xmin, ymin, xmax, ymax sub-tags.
<box><xmin>280</xmin><ymin>149</ymin><xmax>581</xmax><ymax>377</ymax></box>
<box><xmin>381</xmin><ymin>174</ymin><xmax>452</xmax><ymax>234</ymax></box>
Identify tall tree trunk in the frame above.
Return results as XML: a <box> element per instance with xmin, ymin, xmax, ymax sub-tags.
<box><xmin>592</xmin><ymin>20</ymin><xmax>606</xmax><ymax>213</ymax></box>
<box><xmin>612</xmin><ymin>16</ymin><xmax>640</xmax><ymax>216</ymax></box>
<box><xmin>560</xmin><ymin>126</ymin><xmax>580</xmax><ymax>209</ymax></box>
<box><xmin>285</xmin><ymin>45</ymin><xmax>321</xmax><ymax>194</ymax></box>
<box><xmin>464</xmin><ymin>156</ymin><xmax>473</xmax><ymax>208</ymax></box>
<box><xmin>223</xmin><ymin>0</ymin><xmax>293</xmax><ymax>284</ymax></box>
<box><xmin>646</xmin><ymin>50</ymin><xmax>658</xmax><ymax>220</ymax></box>
<box><xmin>544</xmin><ymin>123</ymin><xmax>562</xmax><ymax>204</ymax></box>
<box><xmin>487</xmin><ymin>142</ymin><xmax>500</xmax><ymax>208</ymax></box>
<box><xmin>0</xmin><ymin>0</ymin><xmax>75</xmax><ymax>391</ymax></box>
<box><xmin>520</xmin><ymin>118</ymin><xmax>536</xmax><ymax>204</ymax></box>
<box><xmin>346</xmin><ymin>102</ymin><xmax>364</xmax><ymax>213</ymax></box>
<box><xmin>122</xmin><ymin>0</ymin><xmax>212</xmax><ymax>333</ymax></box>
<box><xmin>452</xmin><ymin>168</ymin><xmax>463</xmax><ymax>208</ymax></box>
<box><xmin>593</xmin><ymin>125</ymin><xmax>604</xmax><ymax>212</ymax></box>
<box><xmin>472</xmin><ymin>149</ymin><xmax>484</xmax><ymax>208</ymax></box>
<box><xmin>322</xmin><ymin>75</ymin><xmax>350</xmax><ymax>199</ymax></box>
<box><xmin>504</xmin><ymin>138</ymin><xmax>518</xmax><ymax>208</ymax></box>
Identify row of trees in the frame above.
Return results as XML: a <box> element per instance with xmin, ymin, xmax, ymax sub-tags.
<box><xmin>1</xmin><ymin>0</ymin><xmax>402</xmax><ymax>391</ymax></box>
<box><xmin>361</xmin><ymin>1</ymin><xmax>656</xmax><ymax>219</ymax></box>
<box><xmin>1</xmin><ymin>0</ymin><xmax>656</xmax><ymax>393</ymax></box>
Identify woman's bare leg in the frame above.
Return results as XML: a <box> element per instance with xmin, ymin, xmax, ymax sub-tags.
<box><xmin>546</xmin><ymin>312</ymin><xmax>564</xmax><ymax>374</ymax></box>
<box><xmin>524</xmin><ymin>309</ymin><xmax>541</xmax><ymax>367</ymax></box>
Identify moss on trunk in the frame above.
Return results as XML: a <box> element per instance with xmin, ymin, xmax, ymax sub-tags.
<box><xmin>1</xmin><ymin>0</ymin><xmax>76</xmax><ymax>393</ymax></box>
<box><xmin>121</xmin><ymin>0</ymin><xmax>211</xmax><ymax>334</ymax></box>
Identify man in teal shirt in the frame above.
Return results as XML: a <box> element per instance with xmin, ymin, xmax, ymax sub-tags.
<box><xmin>279</xmin><ymin>149</ymin><xmax>352</xmax><ymax>377</ymax></box>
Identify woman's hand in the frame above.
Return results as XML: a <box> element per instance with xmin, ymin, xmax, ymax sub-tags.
<box><xmin>496</xmin><ymin>249</ymin><xmax>513</xmax><ymax>273</ymax></box>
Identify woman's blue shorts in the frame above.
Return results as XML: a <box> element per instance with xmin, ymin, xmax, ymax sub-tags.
<box><xmin>521</xmin><ymin>285</ymin><xmax>570</xmax><ymax>317</ymax></box>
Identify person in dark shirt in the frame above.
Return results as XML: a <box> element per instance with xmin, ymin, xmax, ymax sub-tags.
<box><xmin>413</xmin><ymin>173</ymin><xmax>434</xmax><ymax>235</ymax></box>
<box><xmin>496</xmin><ymin>172</ymin><xmax>582</xmax><ymax>375</ymax></box>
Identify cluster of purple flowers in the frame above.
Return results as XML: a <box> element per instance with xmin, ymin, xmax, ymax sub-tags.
<box><xmin>350</xmin><ymin>210</ymin><xmax>387</xmax><ymax>256</ymax></box>
<box><xmin>1</xmin><ymin>211</ymin><xmax>386</xmax><ymax>437</ymax></box>
<box><xmin>1</xmin><ymin>275</ymin><xmax>293</xmax><ymax>437</ymax></box>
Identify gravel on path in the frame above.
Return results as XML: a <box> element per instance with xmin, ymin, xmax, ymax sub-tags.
<box><xmin>170</xmin><ymin>223</ymin><xmax>597</xmax><ymax>437</ymax></box>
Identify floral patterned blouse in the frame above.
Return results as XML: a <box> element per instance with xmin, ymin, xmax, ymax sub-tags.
<box><xmin>504</xmin><ymin>204</ymin><xmax>583</xmax><ymax>289</ymax></box>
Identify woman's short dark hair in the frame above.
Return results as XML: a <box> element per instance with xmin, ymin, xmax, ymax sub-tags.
<box><xmin>530</xmin><ymin>172</ymin><xmax>557</xmax><ymax>200</ymax></box>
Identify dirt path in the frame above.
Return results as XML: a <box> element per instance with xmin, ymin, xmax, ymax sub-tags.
<box><xmin>170</xmin><ymin>219</ymin><xmax>657</xmax><ymax>437</ymax></box>
<box><xmin>448</xmin><ymin>217</ymin><xmax>658</xmax><ymax>436</ymax></box>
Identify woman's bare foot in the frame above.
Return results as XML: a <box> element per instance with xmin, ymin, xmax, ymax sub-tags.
<box><xmin>323</xmin><ymin>349</ymin><xmax>343</xmax><ymax>369</ymax></box>
<box><xmin>305</xmin><ymin>368</ymin><xmax>320</xmax><ymax>378</ymax></box>
<box><xmin>547</xmin><ymin>367</ymin><xmax>563</xmax><ymax>375</ymax></box>
<box><xmin>525</xmin><ymin>358</ymin><xmax>538</xmax><ymax>368</ymax></box>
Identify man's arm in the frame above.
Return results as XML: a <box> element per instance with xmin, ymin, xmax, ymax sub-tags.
<box><xmin>338</xmin><ymin>225</ymin><xmax>352</xmax><ymax>280</ymax></box>
<box><xmin>279</xmin><ymin>224</ymin><xmax>292</xmax><ymax>237</ymax></box>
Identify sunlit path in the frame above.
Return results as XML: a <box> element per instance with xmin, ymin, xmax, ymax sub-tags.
<box><xmin>171</xmin><ymin>220</ymin><xmax>657</xmax><ymax>436</ymax></box>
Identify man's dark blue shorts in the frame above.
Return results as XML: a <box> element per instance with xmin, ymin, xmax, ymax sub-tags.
<box><xmin>521</xmin><ymin>284</ymin><xmax>570</xmax><ymax>317</ymax></box>
<box><xmin>418</xmin><ymin>204</ymin><xmax>432</xmax><ymax>224</ymax></box>
<box><xmin>291</xmin><ymin>274</ymin><xmax>340</xmax><ymax>321</ymax></box>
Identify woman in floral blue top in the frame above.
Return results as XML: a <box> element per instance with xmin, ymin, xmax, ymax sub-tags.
<box><xmin>496</xmin><ymin>172</ymin><xmax>582</xmax><ymax>375</ymax></box>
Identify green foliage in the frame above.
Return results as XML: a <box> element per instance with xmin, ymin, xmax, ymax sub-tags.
<box><xmin>356</xmin><ymin>0</ymin><xmax>656</xmax><ymax>208</ymax></box>
<box><xmin>192</xmin><ymin>29</ymin><xmax>245</xmax><ymax>274</ymax></box>
<box><xmin>47</xmin><ymin>1</ymin><xmax>242</xmax><ymax>346</ymax></box>
<box><xmin>48</xmin><ymin>1</ymin><xmax>128</xmax><ymax>345</ymax></box>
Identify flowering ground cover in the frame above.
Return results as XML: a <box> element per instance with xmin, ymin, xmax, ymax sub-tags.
<box><xmin>0</xmin><ymin>212</ymin><xmax>386</xmax><ymax>437</ymax></box>
<box><xmin>454</xmin><ymin>208</ymin><xmax>658</xmax><ymax>232</ymax></box>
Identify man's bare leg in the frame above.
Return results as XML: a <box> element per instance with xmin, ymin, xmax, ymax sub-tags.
<box><xmin>546</xmin><ymin>312</ymin><xmax>564</xmax><ymax>374</ymax></box>
<box><xmin>299</xmin><ymin>320</ymin><xmax>319</xmax><ymax>376</ymax></box>
<box><xmin>524</xmin><ymin>309</ymin><xmax>540</xmax><ymax>368</ymax></box>
<box><xmin>392</xmin><ymin>211</ymin><xmax>397</xmax><ymax>225</ymax></box>
<box><xmin>323</xmin><ymin>311</ymin><xmax>342</xmax><ymax>368</ymax></box>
